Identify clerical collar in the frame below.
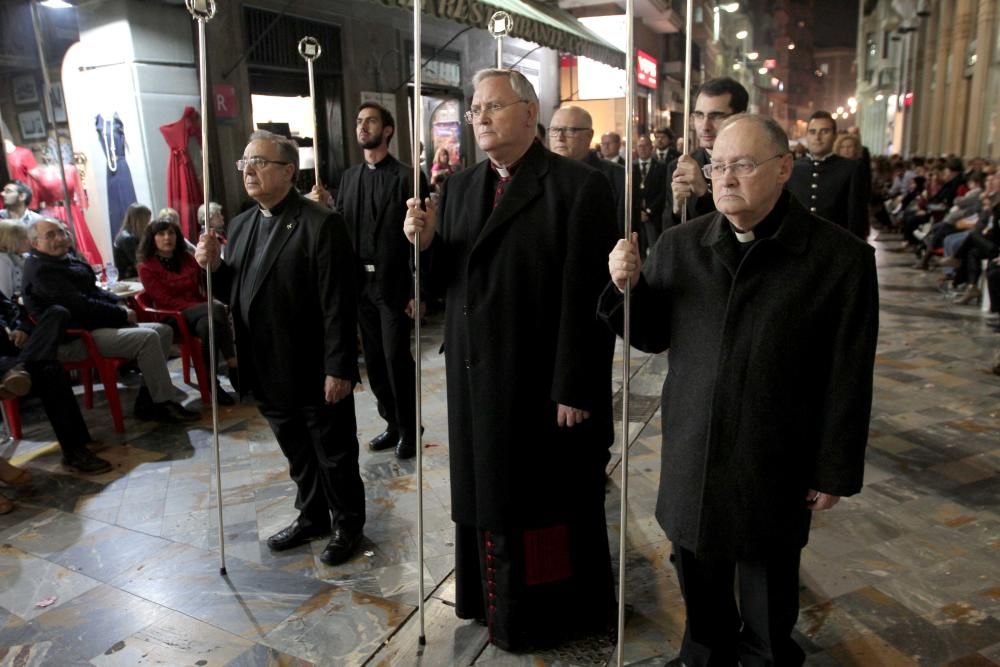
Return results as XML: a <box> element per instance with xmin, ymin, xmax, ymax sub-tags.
<box><xmin>364</xmin><ymin>154</ymin><xmax>391</xmax><ymax>171</ymax></box>
<box><xmin>490</xmin><ymin>157</ymin><xmax>523</xmax><ymax>180</ymax></box>
<box><xmin>729</xmin><ymin>191</ymin><xmax>789</xmax><ymax>244</ymax></box>
<box><xmin>259</xmin><ymin>188</ymin><xmax>296</xmax><ymax>218</ymax></box>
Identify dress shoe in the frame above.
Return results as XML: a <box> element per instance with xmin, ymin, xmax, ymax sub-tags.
<box><xmin>395</xmin><ymin>438</ymin><xmax>416</xmax><ymax>459</ymax></box>
<box><xmin>266</xmin><ymin>520</ymin><xmax>330</xmax><ymax>551</ymax></box>
<box><xmin>0</xmin><ymin>365</ymin><xmax>31</xmax><ymax>400</ymax></box>
<box><xmin>62</xmin><ymin>449</ymin><xmax>112</xmax><ymax>474</ymax></box>
<box><xmin>226</xmin><ymin>367</ymin><xmax>240</xmax><ymax>393</ymax></box>
<box><xmin>368</xmin><ymin>429</ymin><xmax>399</xmax><ymax>452</ymax></box>
<box><xmin>214</xmin><ymin>381</ymin><xmax>236</xmax><ymax>406</ymax></box>
<box><xmin>319</xmin><ymin>527</ymin><xmax>363</xmax><ymax>565</ymax></box>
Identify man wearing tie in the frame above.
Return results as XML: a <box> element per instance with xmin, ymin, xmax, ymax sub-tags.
<box><xmin>653</xmin><ymin>127</ymin><xmax>679</xmax><ymax>166</ymax></box>
<box><xmin>635</xmin><ymin>135</ymin><xmax>667</xmax><ymax>253</ymax></box>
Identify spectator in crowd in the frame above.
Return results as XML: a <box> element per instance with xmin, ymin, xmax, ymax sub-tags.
<box><xmin>157</xmin><ymin>207</ymin><xmax>180</xmax><ymax>225</ymax></box>
<box><xmin>0</xmin><ymin>291</ymin><xmax>112</xmax><ymax>474</ymax></box>
<box><xmin>0</xmin><ymin>221</ymin><xmax>29</xmax><ymax>299</ymax></box>
<box><xmin>0</xmin><ymin>181</ymin><xmax>42</xmax><ymax>225</ymax></box>
<box><xmin>22</xmin><ymin>218</ymin><xmax>200</xmax><ymax>424</ymax></box>
<box><xmin>601</xmin><ymin>131</ymin><xmax>624</xmax><ymax>165</ymax></box>
<box><xmin>916</xmin><ymin>171</ymin><xmax>986</xmax><ymax>270</ymax></box>
<box><xmin>113</xmin><ymin>203</ymin><xmax>151</xmax><ymax>280</ymax></box>
<box><xmin>901</xmin><ymin>159</ymin><xmax>966</xmax><ymax>249</ymax></box>
<box><xmin>431</xmin><ymin>147</ymin><xmax>455</xmax><ymax>182</ymax></box>
<box><xmin>834</xmin><ymin>133</ymin><xmax>863</xmax><ymax>160</ymax></box>
<box><xmin>653</xmin><ymin>127</ymin><xmax>679</xmax><ymax>165</ymax></box>
<box><xmin>938</xmin><ymin>173</ymin><xmax>1000</xmax><ymax>304</ymax></box>
<box><xmin>136</xmin><ymin>217</ymin><xmax>238</xmax><ymax>405</ymax></box>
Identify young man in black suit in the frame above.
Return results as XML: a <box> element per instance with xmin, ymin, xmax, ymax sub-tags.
<box><xmin>336</xmin><ymin>102</ymin><xmax>427</xmax><ymax>460</ymax></box>
<box><xmin>196</xmin><ymin>130</ymin><xmax>364</xmax><ymax>566</ymax></box>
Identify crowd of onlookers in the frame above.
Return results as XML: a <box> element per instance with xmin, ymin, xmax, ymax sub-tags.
<box><xmin>0</xmin><ymin>180</ymin><xmax>238</xmax><ymax>513</ymax></box>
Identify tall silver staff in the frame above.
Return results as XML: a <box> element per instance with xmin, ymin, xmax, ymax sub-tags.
<box><xmin>186</xmin><ymin>0</ymin><xmax>226</xmax><ymax>577</ymax></box>
<box><xmin>615</xmin><ymin>0</ymin><xmax>636</xmax><ymax>662</ymax></box>
<box><xmin>672</xmin><ymin>0</ymin><xmax>695</xmax><ymax>224</ymax></box>
<box><xmin>412</xmin><ymin>0</ymin><xmax>427</xmax><ymax>646</ymax></box>
<box><xmin>297</xmin><ymin>37</ymin><xmax>323</xmax><ymax>191</ymax></box>
<box><xmin>488</xmin><ymin>12</ymin><xmax>512</xmax><ymax>67</ymax></box>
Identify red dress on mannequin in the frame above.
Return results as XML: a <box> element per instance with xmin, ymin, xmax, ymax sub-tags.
<box><xmin>34</xmin><ymin>164</ymin><xmax>103</xmax><ymax>265</ymax></box>
<box><xmin>160</xmin><ymin>107</ymin><xmax>203</xmax><ymax>241</ymax></box>
<box><xmin>5</xmin><ymin>146</ymin><xmax>41</xmax><ymax>195</ymax></box>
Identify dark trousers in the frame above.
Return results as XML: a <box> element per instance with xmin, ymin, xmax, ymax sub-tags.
<box><xmin>901</xmin><ymin>210</ymin><xmax>928</xmax><ymax>245</ymax></box>
<box><xmin>181</xmin><ymin>302</ymin><xmax>235</xmax><ymax>371</ymax></box>
<box><xmin>259</xmin><ymin>397</ymin><xmax>365</xmax><ymax>534</ymax></box>
<box><xmin>987</xmin><ymin>263</ymin><xmax>1000</xmax><ymax>314</ymax></box>
<box><xmin>0</xmin><ymin>305</ymin><xmax>92</xmax><ymax>453</ymax></box>
<box><xmin>957</xmin><ymin>232</ymin><xmax>999</xmax><ymax>286</ymax></box>
<box><xmin>673</xmin><ymin>546</ymin><xmax>805</xmax><ymax>667</ymax></box>
<box><xmin>357</xmin><ymin>276</ymin><xmax>416</xmax><ymax>441</ymax></box>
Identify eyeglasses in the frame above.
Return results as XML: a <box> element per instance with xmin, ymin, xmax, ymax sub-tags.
<box><xmin>236</xmin><ymin>157</ymin><xmax>291</xmax><ymax>172</ymax></box>
<box><xmin>548</xmin><ymin>126</ymin><xmax>590</xmax><ymax>138</ymax></box>
<box><xmin>702</xmin><ymin>154</ymin><xmax>786</xmax><ymax>179</ymax></box>
<box><xmin>464</xmin><ymin>100</ymin><xmax>527</xmax><ymax>124</ymax></box>
<box><xmin>39</xmin><ymin>228</ymin><xmax>69</xmax><ymax>241</ymax></box>
<box><xmin>692</xmin><ymin>111</ymin><xmax>731</xmax><ymax>123</ymax></box>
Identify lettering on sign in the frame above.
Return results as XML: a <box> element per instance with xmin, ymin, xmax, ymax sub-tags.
<box><xmin>637</xmin><ymin>49</ymin><xmax>657</xmax><ymax>88</ymax></box>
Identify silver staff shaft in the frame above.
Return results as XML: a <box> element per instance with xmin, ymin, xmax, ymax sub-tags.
<box><xmin>615</xmin><ymin>0</ymin><xmax>636</xmax><ymax>663</ymax></box>
<box><xmin>413</xmin><ymin>0</ymin><xmax>427</xmax><ymax>647</ymax></box>
<box><xmin>298</xmin><ymin>37</ymin><xmax>323</xmax><ymax>191</ymax></box>
<box><xmin>679</xmin><ymin>0</ymin><xmax>693</xmax><ymax>226</ymax></box>
<box><xmin>187</xmin><ymin>0</ymin><xmax>225</xmax><ymax>577</ymax></box>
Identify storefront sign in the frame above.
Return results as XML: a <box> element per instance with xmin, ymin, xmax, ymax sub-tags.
<box><xmin>407</xmin><ymin>55</ymin><xmax>462</xmax><ymax>88</ymax></box>
<box><xmin>637</xmin><ymin>50</ymin><xmax>657</xmax><ymax>88</ymax></box>
<box><xmin>213</xmin><ymin>84</ymin><xmax>238</xmax><ymax>119</ymax></box>
<box><xmin>374</xmin><ymin>0</ymin><xmax>624</xmax><ymax>69</ymax></box>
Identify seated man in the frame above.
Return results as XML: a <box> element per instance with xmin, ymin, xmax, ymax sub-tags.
<box><xmin>0</xmin><ymin>294</ymin><xmax>111</xmax><ymax>473</ymax></box>
<box><xmin>21</xmin><ymin>218</ymin><xmax>199</xmax><ymax>424</ymax></box>
<box><xmin>0</xmin><ymin>180</ymin><xmax>42</xmax><ymax>225</ymax></box>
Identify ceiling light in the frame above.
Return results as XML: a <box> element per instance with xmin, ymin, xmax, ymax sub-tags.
<box><xmin>733</xmin><ymin>62</ymin><xmax>742</xmax><ymax>71</ymax></box>
<box><xmin>875</xmin><ymin>93</ymin><xmax>884</xmax><ymax>101</ymax></box>
<box><xmin>758</xmin><ymin>67</ymin><xmax>768</xmax><ymax>74</ymax></box>
<box><xmin>736</xmin><ymin>30</ymin><xmax>748</xmax><ymax>39</ymax></box>
<box><xmin>747</xmin><ymin>51</ymin><xmax>759</xmax><ymax>60</ymax></box>
<box><xmin>721</xmin><ymin>2</ymin><xmax>740</xmax><ymax>12</ymax></box>
<box><xmin>787</xmin><ymin>43</ymin><xmax>795</xmax><ymax>50</ymax></box>
<box><xmin>836</xmin><ymin>106</ymin><xmax>844</xmax><ymax>114</ymax></box>
<box><xmin>40</xmin><ymin>0</ymin><xmax>73</xmax><ymax>7</ymax></box>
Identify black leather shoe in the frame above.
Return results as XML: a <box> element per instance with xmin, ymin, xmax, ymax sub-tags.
<box><xmin>62</xmin><ymin>449</ymin><xmax>112</xmax><ymax>474</ymax></box>
<box><xmin>368</xmin><ymin>429</ymin><xmax>399</xmax><ymax>452</ymax></box>
<box><xmin>319</xmin><ymin>527</ymin><xmax>363</xmax><ymax>565</ymax></box>
<box><xmin>145</xmin><ymin>401</ymin><xmax>201</xmax><ymax>423</ymax></box>
<box><xmin>266</xmin><ymin>520</ymin><xmax>331</xmax><ymax>551</ymax></box>
<box><xmin>214</xmin><ymin>381</ymin><xmax>236</xmax><ymax>406</ymax></box>
<box><xmin>395</xmin><ymin>438</ymin><xmax>416</xmax><ymax>459</ymax></box>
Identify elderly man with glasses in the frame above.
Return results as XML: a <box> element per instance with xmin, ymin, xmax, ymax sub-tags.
<box><xmin>196</xmin><ymin>130</ymin><xmax>365</xmax><ymax>567</ymax></box>
<box><xmin>404</xmin><ymin>69</ymin><xmax>619</xmax><ymax>652</ymax></box>
<box><xmin>602</xmin><ymin>114</ymin><xmax>878</xmax><ymax>667</ymax></box>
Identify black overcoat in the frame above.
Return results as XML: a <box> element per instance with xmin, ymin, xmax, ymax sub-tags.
<box><xmin>213</xmin><ymin>192</ymin><xmax>359</xmax><ymax>409</ymax></box>
<box><xmin>599</xmin><ymin>195</ymin><xmax>878</xmax><ymax>560</ymax></box>
<box><xmin>428</xmin><ymin>141</ymin><xmax>618</xmax><ymax>531</ymax></box>
<box><xmin>336</xmin><ymin>154</ymin><xmax>428</xmax><ymax>310</ymax></box>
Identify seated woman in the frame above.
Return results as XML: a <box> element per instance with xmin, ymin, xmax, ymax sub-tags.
<box><xmin>113</xmin><ymin>203</ymin><xmax>151</xmax><ymax>280</ymax></box>
<box><xmin>136</xmin><ymin>217</ymin><xmax>238</xmax><ymax>405</ymax></box>
<box><xmin>430</xmin><ymin>146</ymin><xmax>454</xmax><ymax>181</ymax></box>
<box><xmin>0</xmin><ymin>221</ymin><xmax>29</xmax><ymax>299</ymax></box>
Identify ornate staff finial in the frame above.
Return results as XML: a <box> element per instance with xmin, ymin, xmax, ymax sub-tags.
<box><xmin>488</xmin><ymin>11</ymin><xmax>512</xmax><ymax>68</ymax></box>
<box><xmin>297</xmin><ymin>36</ymin><xmax>322</xmax><ymax>62</ymax></box>
<box><xmin>185</xmin><ymin>0</ymin><xmax>216</xmax><ymax>21</ymax></box>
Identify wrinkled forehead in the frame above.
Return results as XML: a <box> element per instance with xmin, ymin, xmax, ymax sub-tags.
<box><xmin>712</xmin><ymin>121</ymin><xmax>770</xmax><ymax>160</ymax></box>
<box><xmin>243</xmin><ymin>139</ymin><xmax>279</xmax><ymax>160</ymax></box>
<box><xmin>551</xmin><ymin>109</ymin><xmax>589</xmax><ymax>130</ymax></box>
<box><xmin>472</xmin><ymin>75</ymin><xmax>514</xmax><ymax>104</ymax></box>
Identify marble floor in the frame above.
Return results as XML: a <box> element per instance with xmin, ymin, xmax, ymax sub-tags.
<box><xmin>0</xmin><ymin>233</ymin><xmax>998</xmax><ymax>666</ymax></box>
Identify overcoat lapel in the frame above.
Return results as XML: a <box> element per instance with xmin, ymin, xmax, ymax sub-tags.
<box><xmin>472</xmin><ymin>144</ymin><xmax>548</xmax><ymax>255</ymax></box>
<box><xmin>248</xmin><ymin>197</ymin><xmax>301</xmax><ymax>308</ymax></box>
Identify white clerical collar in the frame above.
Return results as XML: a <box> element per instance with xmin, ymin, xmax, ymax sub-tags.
<box><xmin>260</xmin><ymin>207</ymin><xmax>273</xmax><ymax>218</ymax></box>
<box><xmin>496</xmin><ymin>164</ymin><xmax>510</xmax><ymax>178</ymax></box>
<box><xmin>733</xmin><ymin>226</ymin><xmax>755</xmax><ymax>243</ymax></box>
<box><xmin>366</xmin><ymin>162</ymin><xmax>376</xmax><ymax>170</ymax></box>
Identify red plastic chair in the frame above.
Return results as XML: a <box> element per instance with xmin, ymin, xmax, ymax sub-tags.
<box><xmin>2</xmin><ymin>398</ymin><xmax>22</xmax><ymax>440</ymax></box>
<box><xmin>61</xmin><ymin>328</ymin><xmax>127</xmax><ymax>433</ymax></box>
<box><xmin>132</xmin><ymin>292</ymin><xmax>211</xmax><ymax>403</ymax></box>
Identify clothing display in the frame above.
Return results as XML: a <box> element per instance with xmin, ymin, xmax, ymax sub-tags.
<box><xmin>35</xmin><ymin>163</ymin><xmax>102</xmax><ymax>266</ymax></box>
<box><xmin>5</xmin><ymin>145</ymin><xmax>40</xmax><ymax>192</ymax></box>
<box><xmin>160</xmin><ymin>107</ymin><xmax>203</xmax><ymax>241</ymax></box>
<box><xmin>96</xmin><ymin>113</ymin><xmax>139</xmax><ymax>239</ymax></box>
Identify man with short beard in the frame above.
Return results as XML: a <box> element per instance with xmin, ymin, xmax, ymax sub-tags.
<box><xmin>336</xmin><ymin>103</ymin><xmax>427</xmax><ymax>460</ymax></box>
<box><xmin>0</xmin><ymin>181</ymin><xmax>42</xmax><ymax>225</ymax></box>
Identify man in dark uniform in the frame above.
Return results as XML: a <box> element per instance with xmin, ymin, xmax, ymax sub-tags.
<box><xmin>635</xmin><ymin>135</ymin><xmax>667</xmax><ymax>251</ymax></box>
<box><xmin>603</xmin><ymin>114</ymin><xmax>878</xmax><ymax>666</ymax></box>
<box><xmin>653</xmin><ymin>127</ymin><xmax>680</xmax><ymax>165</ymax></box>
<box><xmin>336</xmin><ymin>103</ymin><xmax>426</xmax><ymax>460</ymax></box>
<box><xmin>662</xmin><ymin>77</ymin><xmax>749</xmax><ymax>230</ymax></box>
<box><xmin>404</xmin><ymin>69</ymin><xmax>618</xmax><ymax>652</ymax></box>
<box><xmin>600</xmin><ymin>131</ymin><xmax>625</xmax><ymax>165</ymax></box>
<box><xmin>786</xmin><ymin>111</ymin><xmax>870</xmax><ymax>239</ymax></box>
<box><xmin>548</xmin><ymin>105</ymin><xmax>627</xmax><ymax>237</ymax></box>
<box><xmin>196</xmin><ymin>130</ymin><xmax>364</xmax><ymax>566</ymax></box>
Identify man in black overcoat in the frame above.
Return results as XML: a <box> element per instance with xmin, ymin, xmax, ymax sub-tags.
<box><xmin>602</xmin><ymin>114</ymin><xmax>878</xmax><ymax>666</ymax></box>
<box><xmin>635</xmin><ymin>134</ymin><xmax>667</xmax><ymax>251</ymax></box>
<box><xmin>336</xmin><ymin>102</ymin><xmax>427</xmax><ymax>459</ymax></box>
<box><xmin>786</xmin><ymin>111</ymin><xmax>870</xmax><ymax>239</ymax></box>
<box><xmin>404</xmin><ymin>69</ymin><xmax>618</xmax><ymax>652</ymax></box>
<box><xmin>195</xmin><ymin>130</ymin><xmax>364</xmax><ymax>567</ymax></box>
<box><xmin>662</xmin><ymin>77</ymin><xmax>749</xmax><ymax>231</ymax></box>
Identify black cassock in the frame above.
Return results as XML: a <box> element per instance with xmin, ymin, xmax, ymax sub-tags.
<box><xmin>426</xmin><ymin>141</ymin><xmax>618</xmax><ymax>651</ymax></box>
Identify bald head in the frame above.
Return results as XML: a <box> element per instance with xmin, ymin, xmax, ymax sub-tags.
<box><xmin>549</xmin><ymin>106</ymin><xmax>594</xmax><ymax>161</ymax></box>
<box><xmin>600</xmin><ymin>132</ymin><xmax>622</xmax><ymax>160</ymax></box>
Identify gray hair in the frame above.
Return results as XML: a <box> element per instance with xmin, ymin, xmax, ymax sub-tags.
<box><xmin>718</xmin><ymin>114</ymin><xmax>790</xmax><ymax>155</ymax></box>
<box><xmin>472</xmin><ymin>68</ymin><xmax>539</xmax><ymax>106</ymax></box>
<box><xmin>26</xmin><ymin>217</ymin><xmax>66</xmax><ymax>243</ymax></box>
<box><xmin>198</xmin><ymin>201</ymin><xmax>223</xmax><ymax>224</ymax></box>
<box><xmin>248</xmin><ymin>129</ymin><xmax>300</xmax><ymax>180</ymax></box>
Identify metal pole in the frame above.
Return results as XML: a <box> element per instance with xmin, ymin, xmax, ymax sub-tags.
<box><xmin>29</xmin><ymin>1</ymin><xmax>76</xmax><ymax>247</ymax></box>
<box><xmin>489</xmin><ymin>12</ymin><xmax>512</xmax><ymax>68</ymax></box>
<box><xmin>186</xmin><ymin>0</ymin><xmax>226</xmax><ymax>577</ymax></box>
<box><xmin>297</xmin><ymin>37</ymin><xmax>323</xmax><ymax>191</ymax></box>
<box><xmin>412</xmin><ymin>0</ymin><xmax>426</xmax><ymax>646</ymax></box>
<box><xmin>615</xmin><ymin>0</ymin><xmax>635</xmax><ymax>663</ymax></box>
<box><xmin>678</xmin><ymin>0</ymin><xmax>693</xmax><ymax>226</ymax></box>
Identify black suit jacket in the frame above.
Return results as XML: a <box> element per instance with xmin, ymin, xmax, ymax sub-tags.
<box><xmin>336</xmin><ymin>154</ymin><xmax>428</xmax><ymax>310</ymax></box>
<box><xmin>634</xmin><ymin>159</ymin><xmax>667</xmax><ymax>225</ymax></box>
<box><xmin>23</xmin><ymin>251</ymin><xmax>127</xmax><ymax>330</ymax></box>
<box><xmin>213</xmin><ymin>191</ymin><xmax>359</xmax><ymax>409</ymax></box>
<box><xmin>583</xmin><ymin>151</ymin><xmax>627</xmax><ymax>234</ymax></box>
<box><xmin>662</xmin><ymin>147</ymin><xmax>714</xmax><ymax>230</ymax></box>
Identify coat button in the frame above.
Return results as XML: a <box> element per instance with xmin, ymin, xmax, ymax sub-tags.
<box><xmin>812</xmin><ymin>172</ymin><xmax>818</xmax><ymax>178</ymax></box>
<box><xmin>809</xmin><ymin>206</ymin><xmax>817</xmax><ymax>212</ymax></box>
<box><xmin>464</xmin><ymin>359</ymin><xmax>472</xmax><ymax>369</ymax></box>
<box><xmin>462</xmin><ymin>306</ymin><xmax>469</xmax><ymax>315</ymax></box>
<box><xmin>811</xmin><ymin>183</ymin><xmax>817</xmax><ymax>188</ymax></box>
<box><xmin>811</xmin><ymin>194</ymin><xmax>817</xmax><ymax>200</ymax></box>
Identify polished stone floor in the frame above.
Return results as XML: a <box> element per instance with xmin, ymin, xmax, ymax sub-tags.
<box><xmin>0</xmin><ymin>233</ymin><xmax>998</xmax><ymax>666</ymax></box>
